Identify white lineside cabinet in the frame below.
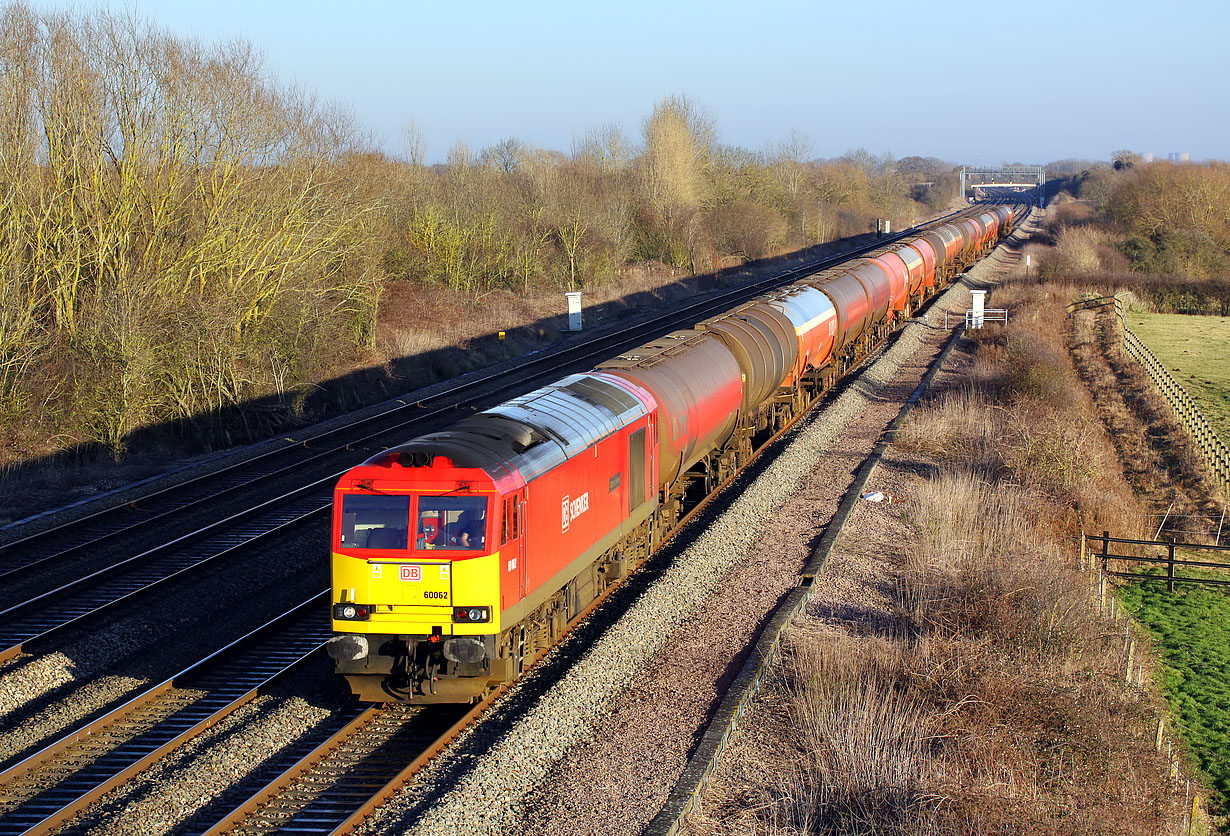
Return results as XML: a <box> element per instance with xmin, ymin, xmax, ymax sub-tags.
<box><xmin>566</xmin><ymin>291</ymin><xmax>583</xmax><ymax>331</ymax></box>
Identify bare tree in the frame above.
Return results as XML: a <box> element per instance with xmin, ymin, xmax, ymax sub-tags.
<box><xmin>399</xmin><ymin>119</ymin><xmax>427</xmax><ymax>167</ymax></box>
<box><xmin>572</xmin><ymin>122</ymin><xmax>633</xmax><ymax>174</ymax></box>
<box><xmin>0</xmin><ymin>1</ymin><xmax>381</xmax><ymax>455</ymax></box>
<box><xmin>770</xmin><ymin>128</ymin><xmax>813</xmax><ymax>199</ymax></box>
<box><xmin>639</xmin><ymin>95</ymin><xmax>716</xmax><ymax>225</ymax></box>
<box><xmin>485</xmin><ymin>137</ymin><xmax>527</xmax><ymax>173</ymax></box>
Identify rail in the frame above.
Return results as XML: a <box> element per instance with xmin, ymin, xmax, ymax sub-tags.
<box><xmin>1067</xmin><ymin>294</ymin><xmax>1230</xmax><ymax>498</ymax></box>
<box><xmin>0</xmin><ymin>594</ymin><xmax>333</xmax><ymax>836</ymax></box>
<box><xmin>0</xmin><ymin>202</ymin><xmax>1027</xmax><ymax>835</ymax></box>
<box><xmin>1086</xmin><ymin>530</ymin><xmax>1230</xmax><ymax>591</ymax></box>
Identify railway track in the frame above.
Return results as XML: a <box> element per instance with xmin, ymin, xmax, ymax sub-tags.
<box><xmin>0</xmin><ymin>205</ymin><xmax>1026</xmax><ymax>835</ymax></box>
<box><xmin>197</xmin><ymin>703</ymin><xmax>466</xmax><ymax>836</ymax></box>
<box><xmin>0</xmin><ymin>211</ymin><xmax>968</xmax><ymax>594</ymax></box>
<box><xmin>0</xmin><ymin>481</ymin><xmax>330</xmax><ymax>665</ymax></box>
<box><xmin>0</xmin><ymin>595</ymin><xmax>333</xmax><ymax>836</ymax></box>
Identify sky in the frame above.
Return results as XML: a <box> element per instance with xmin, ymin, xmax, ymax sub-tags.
<box><xmin>25</xmin><ymin>0</ymin><xmax>1230</xmax><ymax>165</ymax></box>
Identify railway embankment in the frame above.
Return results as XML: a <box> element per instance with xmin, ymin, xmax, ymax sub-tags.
<box><xmin>674</xmin><ymin>217</ymin><xmax>1216</xmax><ymax>835</ymax></box>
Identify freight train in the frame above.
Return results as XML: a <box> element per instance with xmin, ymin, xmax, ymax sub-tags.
<box><xmin>327</xmin><ymin>205</ymin><xmax>1018</xmax><ymax>703</ymax></box>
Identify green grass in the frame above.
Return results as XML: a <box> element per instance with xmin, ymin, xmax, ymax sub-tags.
<box><xmin>1121</xmin><ymin>578</ymin><xmax>1230</xmax><ymax>817</ymax></box>
<box><xmin>1127</xmin><ymin>312</ymin><xmax>1230</xmax><ymax>442</ymax></box>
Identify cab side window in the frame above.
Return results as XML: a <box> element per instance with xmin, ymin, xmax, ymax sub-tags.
<box><xmin>501</xmin><ymin>496</ymin><xmax>520</xmax><ymax>544</ymax></box>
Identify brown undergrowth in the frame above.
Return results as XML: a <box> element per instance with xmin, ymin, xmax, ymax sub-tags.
<box><xmin>1066</xmin><ymin>303</ymin><xmax>1224</xmax><ymax>534</ymax></box>
<box><xmin>694</xmin><ymin>285</ymin><xmax>1209</xmax><ymax>835</ymax></box>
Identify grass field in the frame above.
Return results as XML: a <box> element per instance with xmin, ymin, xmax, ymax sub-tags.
<box><xmin>1121</xmin><ymin>578</ymin><xmax>1230</xmax><ymax>815</ymax></box>
<box><xmin>1116</xmin><ymin>312</ymin><xmax>1230</xmax><ymax>824</ymax></box>
<box><xmin>1127</xmin><ymin>312</ymin><xmax>1230</xmax><ymax>442</ymax></box>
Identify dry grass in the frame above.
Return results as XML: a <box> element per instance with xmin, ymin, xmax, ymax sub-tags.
<box><xmin>695</xmin><ymin>278</ymin><xmax>1209</xmax><ymax>835</ymax></box>
<box><xmin>1066</xmin><ymin>299</ymin><xmax>1224</xmax><ymax>528</ymax></box>
<box><xmin>758</xmin><ymin>474</ymin><xmax>1177</xmax><ymax>835</ymax></box>
<box><xmin>772</xmin><ymin>633</ymin><xmax>936</xmax><ymax>836</ymax></box>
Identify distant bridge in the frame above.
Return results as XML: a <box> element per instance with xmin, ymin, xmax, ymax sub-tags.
<box><xmin>960</xmin><ymin>165</ymin><xmax>1044</xmax><ymax>206</ymax></box>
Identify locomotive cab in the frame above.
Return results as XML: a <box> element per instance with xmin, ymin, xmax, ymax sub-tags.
<box><xmin>328</xmin><ymin>451</ymin><xmax>524</xmax><ymax>704</ymax></box>
<box><xmin>328</xmin><ymin>371</ymin><xmax>658</xmax><ymax>705</ymax></box>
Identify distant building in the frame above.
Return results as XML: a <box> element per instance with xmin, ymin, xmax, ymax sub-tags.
<box><xmin>1142</xmin><ymin>152</ymin><xmax>1154</xmax><ymax>163</ymax></box>
<box><xmin>1166</xmin><ymin>152</ymin><xmax>1191</xmax><ymax>162</ymax></box>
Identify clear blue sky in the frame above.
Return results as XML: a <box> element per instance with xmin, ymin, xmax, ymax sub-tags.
<box><xmin>30</xmin><ymin>0</ymin><xmax>1230</xmax><ymax>164</ymax></box>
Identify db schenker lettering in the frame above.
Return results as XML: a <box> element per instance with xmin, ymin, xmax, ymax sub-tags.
<box><xmin>561</xmin><ymin>491</ymin><xmax>590</xmax><ymax>532</ymax></box>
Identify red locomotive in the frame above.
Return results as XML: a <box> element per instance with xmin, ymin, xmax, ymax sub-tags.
<box><xmin>328</xmin><ymin>206</ymin><xmax>1016</xmax><ymax>703</ymax></box>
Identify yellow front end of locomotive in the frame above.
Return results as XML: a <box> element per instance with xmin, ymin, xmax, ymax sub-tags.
<box><xmin>330</xmin><ymin>550</ymin><xmax>502</xmax><ymax>636</ymax></box>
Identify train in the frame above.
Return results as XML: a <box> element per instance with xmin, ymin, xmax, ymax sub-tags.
<box><xmin>327</xmin><ymin>204</ymin><xmax>1018</xmax><ymax>703</ymax></box>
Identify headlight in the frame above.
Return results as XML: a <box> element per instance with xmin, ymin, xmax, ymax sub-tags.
<box><xmin>452</xmin><ymin>606</ymin><xmax>490</xmax><ymax>623</ymax></box>
<box><xmin>333</xmin><ymin>603</ymin><xmax>370</xmax><ymax>621</ymax></box>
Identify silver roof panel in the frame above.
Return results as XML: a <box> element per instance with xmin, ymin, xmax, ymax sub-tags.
<box><xmin>378</xmin><ymin>372</ymin><xmax>650</xmax><ymax>483</ymax></box>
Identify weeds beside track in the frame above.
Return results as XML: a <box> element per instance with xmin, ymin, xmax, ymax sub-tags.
<box><xmin>678</xmin><ymin>242</ymin><xmax>1213</xmax><ymax>833</ymax></box>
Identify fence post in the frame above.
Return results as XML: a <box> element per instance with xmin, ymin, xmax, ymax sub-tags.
<box><xmin>1168</xmin><ymin>542</ymin><xmax>1176</xmax><ymax>593</ymax></box>
<box><xmin>1101</xmin><ymin>530</ymin><xmax>1110</xmax><ymax>572</ymax></box>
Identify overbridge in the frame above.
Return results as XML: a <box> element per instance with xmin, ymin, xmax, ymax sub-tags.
<box><xmin>961</xmin><ymin>165</ymin><xmax>1044</xmax><ymax>206</ymax></box>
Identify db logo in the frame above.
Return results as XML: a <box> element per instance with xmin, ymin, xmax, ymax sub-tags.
<box><xmin>399</xmin><ymin>565</ymin><xmax>422</xmax><ymax>582</ymax></box>
<box><xmin>561</xmin><ymin>492</ymin><xmax>590</xmax><ymax>532</ymax></box>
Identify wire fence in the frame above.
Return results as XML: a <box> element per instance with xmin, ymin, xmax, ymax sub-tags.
<box><xmin>1143</xmin><ymin>505</ymin><xmax>1227</xmax><ymax>545</ymax></box>
<box><xmin>1067</xmin><ymin>294</ymin><xmax>1230</xmax><ymax>499</ymax></box>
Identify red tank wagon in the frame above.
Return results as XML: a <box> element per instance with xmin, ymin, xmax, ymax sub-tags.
<box><xmin>890</xmin><ymin>243</ymin><xmax>927</xmax><ymax>298</ymax></box>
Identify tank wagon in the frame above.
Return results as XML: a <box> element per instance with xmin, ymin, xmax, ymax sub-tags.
<box><xmin>328</xmin><ymin>204</ymin><xmax>1017</xmax><ymax>703</ymax></box>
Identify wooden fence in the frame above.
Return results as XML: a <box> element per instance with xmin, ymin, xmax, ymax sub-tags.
<box><xmin>1087</xmin><ymin>530</ymin><xmax>1230</xmax><ymax>591</ymax></box>
<box><xmin>1067</xmin><ymin>294</ymin><xmax>1230</xmax><ymax>498</ymax></box>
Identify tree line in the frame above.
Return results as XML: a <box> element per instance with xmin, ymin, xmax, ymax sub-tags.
<box><xmin>1052</xmin><ymin>157</ymin><xmax>1230</xmax><ymax>280</ymax></box>
<box><xmin>0</xmin><ymin>2</ymin><xmax>959</xmax><ymax>465</ymax></box>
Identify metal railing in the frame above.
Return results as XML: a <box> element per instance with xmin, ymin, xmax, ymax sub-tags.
<box><xmin>942</xmin><ymin>307</ymin><xmax>1009</xmax><ymax>329</ymax></box>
